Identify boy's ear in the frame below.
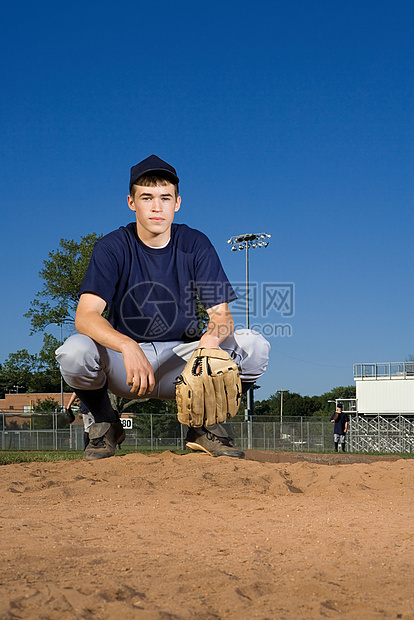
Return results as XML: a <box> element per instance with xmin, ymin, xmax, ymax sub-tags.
<box><xmin>175</xmin><ymin>196</ymin><xmax>181</xmax><ymax>212</ymax></box>
<box><xmin>127</xmin><ymin>195</ymin><xmax>136</xmax><ymax>211</ymax></box>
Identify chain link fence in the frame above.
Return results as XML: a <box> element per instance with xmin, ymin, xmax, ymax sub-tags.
<box><xmin>1</xmin><ymin>411</ymin><xmax>413</xmax><ymax>453</ymax></box>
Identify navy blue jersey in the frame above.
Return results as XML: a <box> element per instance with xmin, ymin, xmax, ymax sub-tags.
<box><xmin>331</xmin><ymin>411</ymin><xmax>349</xmax><ymax>434</ymax></box>
<box><xmin>80</xmin><ymin>222</ymin><xmax>236</xmax><ymax>342</ymax></box>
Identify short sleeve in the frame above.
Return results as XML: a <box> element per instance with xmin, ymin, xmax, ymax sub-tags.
<box><xmin>192</xmin><ymin>235</ymin><xmax>236</xmax><ymax>309</ymax></box>
<box><xmin>79</xmin><ymin>239</ymin><xmax>123</xmax><ymax>305</ymax></box>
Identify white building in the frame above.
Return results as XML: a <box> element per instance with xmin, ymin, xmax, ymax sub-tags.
<box><xmin>353</xmin><ymin>362</ymin><xmax>414</xmax><ymax>415</ymax></box>
<box><xmin>338</xmin><ymin>362</ymin><xmax>414</xmax><ymax>453</ymax></box>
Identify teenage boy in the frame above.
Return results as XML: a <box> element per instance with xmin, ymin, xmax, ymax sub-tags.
<box><xmin>56</xmin><ymin>155</ymin><xmax>270</xmax><ymax>461</ymax></box>
<box><xmin>330</xmin><ymin>403</ymin><xmax>349</xmax><ymax>452</ymax></box>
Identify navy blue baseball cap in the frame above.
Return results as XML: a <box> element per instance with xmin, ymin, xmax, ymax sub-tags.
<box><xmin>129</xmin><ymin>154</ymin><xmax>179</xmax><ymax>192</ymax></box>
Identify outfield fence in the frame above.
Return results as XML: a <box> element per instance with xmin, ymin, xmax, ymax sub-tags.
<box><xmin>1</xmin><ymin>411</ymin><xmax>414</xmax><ymax>453</ymax></box>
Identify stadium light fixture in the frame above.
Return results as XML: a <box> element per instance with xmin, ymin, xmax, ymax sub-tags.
<box><xmin>227</xmin><ymin>232</ymin><xmax>271</xmax><ymax>329</ymax></box>
<box><xmin>227</xmin><ymin>232</ymin><xmax>271</xmax><ymax>431</ymax></box>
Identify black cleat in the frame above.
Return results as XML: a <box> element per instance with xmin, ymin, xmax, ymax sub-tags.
<box><xmin>83</xmin><ymin>420</ymin><xmax>125</xmax><ymax>461</ymax></box>
<box><xmin>186</xmin><ymin>424</ymin><xmax>245</xmax><ymax>459</ymax></box>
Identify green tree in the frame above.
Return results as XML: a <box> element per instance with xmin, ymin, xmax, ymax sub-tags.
<box><xmin>304</xmin><ymin>386</ymin><xmax>356</xmax><ymax>417</ymax></box>
<box><xmin>0</xmin><ymin>336</ymin><xmax>64</xmax><ymax>398</ymax></box>
<box><xmin>278</xmin><ymin>392</ymin><xmax>318</xmax><ymax>417</ymax></box>
<box><xmin>130</xmin><ymin>400</ymin><xmax>180</xmax><ymax>438</ymax></box>
<box><xmin>29</xmin><ymin>334</ymin><xmax>63</xmax><ymax>393</ymax></box>
<box><xmin>254</xmin><ymin>392</ymin><xmax>280</xmax><ymax>416</ymax></box>
<box><xmin>254</xmin><ymin>386</ymin><xmax>356</xmax><ymax>419</ymax></box>
<box><xmin>196</xmin><ymin>298</ymin><xmax>209</xmax><ymax>332</ymax></box>
<box><xmin>254</xmin><ymin>391</ymin><xmax>321</xmax><ymax>418</ymax></box>
<box><xmin>31</xmin><ymin>396</ymin><xmax>69</xmax><ymax>430</ymax></box>
<box><xmin>24</xmin><ymin>233</ymin><xmax>102</xmax><ymax>333</ymax></box>
<box><xmin>0</xmin><ymin>350</ymin><xmax>37</xmax><ymax>397</ymax></box>
<box><xmin>106</xmin><ymin>393</ymin><xmax>180</xmax><ymax>439</ymax></box>
<box><xmin>32</xmin><ymin>396</ymin><xmax>60</xmax><ymax>412</ymax></box>
<box><xmin>0</xmin><ymin>234</ymin><xmax>102</xmax><ymax>398</ymax></box>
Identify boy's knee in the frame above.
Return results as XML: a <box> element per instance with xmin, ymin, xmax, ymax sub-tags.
<box><xmin>231</xmin><ymin>329</ymin><xmax>270</xmax><ymax>380</ymax></box>
<box><xmin>235</xmin><ymin>329</ymin><xmax>270</xmax><ymax>361</ymax></box>
<box><xmin>56</xmin><ymin>334</ymin><xmax>98</xmax><ymax>373</ymax></box>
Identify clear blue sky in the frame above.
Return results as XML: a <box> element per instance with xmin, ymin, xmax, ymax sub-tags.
<box><xmin>1</xmin><ymin>0</ymin><xmax>413</xmax><ymax>399</ymax></box>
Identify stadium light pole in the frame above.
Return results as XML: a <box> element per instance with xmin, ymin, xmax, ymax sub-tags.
<box><xmin>227</xmin><ymin>233</ymin><xmax>271</xmax><ymax>434</ymax></box>
<box><xmin>53</xmin><ymin>320</ymin><xmax>67</xmax><ymax>410</ymax></box>
<box><xmin>278</xmin><ymin>389</ymin><xmax>289</xmax><ymax>438</ymax></box>
<box><xmin>60</xmin><ymin>322</ymin><xmax>64</xmax><ymax>409</ymax></box>
<box><xmin>227</xmin><ymin>233</ymin><xmax>271</xmax><ymax>330</ymax></box>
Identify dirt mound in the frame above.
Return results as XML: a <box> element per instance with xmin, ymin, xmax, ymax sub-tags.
<box><xmin>1</xmin><ymin>451</ymin><xmax>413</xmax><ymax>619</ymax></box>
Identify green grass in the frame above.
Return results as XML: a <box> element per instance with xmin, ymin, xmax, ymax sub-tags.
<box><xmin>1</xmin><ymin>448</ymin><xmax>412</xmax><ymax>466</ymax></box>
<box><xmin>0</xmin><ymin>448</ymin><xmax>188</xmax><ymax>465</ymax></box>
<box><xmin>0</xmin><ymin>451</ymin><xmax>84</xmax><ymax>465</ymax></box>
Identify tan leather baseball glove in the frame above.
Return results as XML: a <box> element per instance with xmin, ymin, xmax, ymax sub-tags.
<box><xmin>175</xmin><ymin>348</ymin><xmax>242</xmax><ymax>427</ymax></box>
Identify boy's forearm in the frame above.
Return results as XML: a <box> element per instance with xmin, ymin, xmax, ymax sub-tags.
<box><xmin>75</xmin><ymin>309</ymin><xmax>154</xmax><ymax>396</ymax></box>
<box><xmin>199</xmin><ymin>316</ymin><xmax>234</xmax><ymax>348</ymax></box>
<box><xmin>75</xmin><ymin>311</ymin><xmax>135</xmax><ymax>354</ymax></box>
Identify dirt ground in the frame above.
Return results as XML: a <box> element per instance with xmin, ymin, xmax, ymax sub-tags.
<box><xmin>1</xmin><ymin>450</ymin><xmax>413</xmax><ymax>620</ymax></box>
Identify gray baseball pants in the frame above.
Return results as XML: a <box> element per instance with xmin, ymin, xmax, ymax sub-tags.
<box><xmin>56</xmin><ymin>329</ymin><xmax>270</xmax><ymax>401</ymax></box>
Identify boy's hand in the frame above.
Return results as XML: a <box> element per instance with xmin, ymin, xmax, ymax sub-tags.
<box><xmin>120</xmin><ymin>341</ymin><xmax>155</xmax><ymax>396</ymax></box>
<box><xmin>75</xmin><ymin>294</ymin><xmax>155</xmax><ymax>396</ymax></box>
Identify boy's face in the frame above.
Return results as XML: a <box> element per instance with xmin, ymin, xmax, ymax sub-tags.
<box><xmin>127</xmin><ymin>183</ymin><xmax>181</xmax><ymax>245</ymax></box>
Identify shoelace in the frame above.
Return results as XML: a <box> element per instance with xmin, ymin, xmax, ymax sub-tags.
<box><xmin>206</xmin><ymin>432</ymin><xmax>233</xmax><ymax>447</ymax></box>
<box><xmin>90</xmin><ymin>437</ymin><xmax>106</xmax><ymax>448</ymax></box>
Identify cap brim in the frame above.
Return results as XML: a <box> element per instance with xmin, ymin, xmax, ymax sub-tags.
<box><xmin>130</xmin><ymin>168</ymin><xmax>179</xmax><ymax>191</ymax></box>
